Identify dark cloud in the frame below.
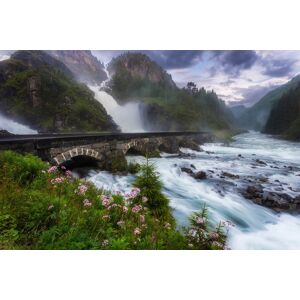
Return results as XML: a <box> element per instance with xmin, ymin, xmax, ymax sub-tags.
<box><xmin>212</xmin><ymin>50</ymin><xmax>258</xmax><ymax>76</ymax></box>
<box><xmin>142</xmin><ymin>50</ymin><xmax>204</xmax><ymax>69</ymax></box>
<box><xmin>261</xmin><ymin>58</ymin><xmax>295</xmax><ymax>77</ymax></box>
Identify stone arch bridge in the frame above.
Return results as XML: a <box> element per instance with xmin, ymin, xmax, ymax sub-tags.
<box><xmin>0</xmin><ymin>132</ymin><xmax>212</xmax><ymax>170</ymax></box>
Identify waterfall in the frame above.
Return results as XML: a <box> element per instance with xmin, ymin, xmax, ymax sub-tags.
<box><xmin>89</xmin><ymin>64</ymin><xmax>145</xmax><ymax>133</ymax></box>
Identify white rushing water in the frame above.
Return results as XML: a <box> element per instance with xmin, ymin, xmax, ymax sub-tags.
<box><xmin>86</xmin><ymin>132</ymin><xmax>300</xmax><ymax>250</ymax></box>
<box><xmin>89</xmin><ymin>65</ymin><xmax>145</xmax><ymax>132</ymax></box>
<box><xmin>0</xmin><ymin>113</ymin><xmax>37</xmax><ymax>134</ymax></box>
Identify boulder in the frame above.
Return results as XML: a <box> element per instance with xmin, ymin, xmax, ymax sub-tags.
<box><xmin>194</xmin><ymin>171</ymin><xmax>207</xmax><ymax>180</ymax></box>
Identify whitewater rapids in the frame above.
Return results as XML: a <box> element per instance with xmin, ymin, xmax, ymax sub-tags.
<box><xmin>85</xmin><ymin>132</ymin><xmax>300</xmax><ymax>250</ymax></box>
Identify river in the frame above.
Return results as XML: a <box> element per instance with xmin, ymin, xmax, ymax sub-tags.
<box><xmin>85</xmin><ymin>131</ymin><xmax>300</xmax><ymax>250</ymax></box>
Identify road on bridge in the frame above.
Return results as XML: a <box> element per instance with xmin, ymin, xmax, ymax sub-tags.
<box><xmin>0</xmin><ymin>131</ymin><xmax>207</xmax><ymax>145</ymax></box>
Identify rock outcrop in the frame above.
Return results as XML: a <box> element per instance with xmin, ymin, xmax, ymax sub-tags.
<box><xmin>47</xmin><ymin>50</ymin><xmax>107</xmax><ymax>85</ymax></box>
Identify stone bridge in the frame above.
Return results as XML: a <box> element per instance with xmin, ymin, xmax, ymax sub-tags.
<box><xmin>0</xmin><ymin>132</ymin><xmax>212</xmax><ymax>170</ymax></box>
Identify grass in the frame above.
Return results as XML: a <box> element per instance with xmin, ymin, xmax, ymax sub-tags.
<box><xmin>0</xmin><ymin>151</ymin><xmax>229</xmax><ymax>250</ymax></box>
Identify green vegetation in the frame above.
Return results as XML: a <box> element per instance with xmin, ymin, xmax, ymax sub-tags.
<box><xmin>0</xmin><ymin>151</ymin><xmax>229</xmax><ymax>250</ymax></box>
<box><xmin>127</xmin><ymin>162</ymin><xmax>141</xmax><ymax>174</ymax></box>
<box><xmin>264</xmin><ymin>83</ymin><xmax>300</xmax><ymax>141</ymax></box>
<box><xmin>0</xmin><ymin>51</ymin><xmax>117</xmax><ymax>133</ymax></box>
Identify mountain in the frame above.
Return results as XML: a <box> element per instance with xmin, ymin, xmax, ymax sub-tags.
<box><xmin>107</xmin><ymin>53</ymin><xmax>236</xmax><ymax>132</ymax></box>
<box><xmin>230</xmin><ymin>104</ymin><xmax>247</xmax><ymax>119</ymax></box>
<box><xmin>238</xmin><ymin>75</ymin><xmax>300</xmax><ymax>130</ymax></box>
<box><xmin>0</xmin><ymin>50</ymin><xmax>118</xmax><ymax>133</ymax></box>
<box><xmin>264</xmin><ymin>82</ymin><xmax>300</xmax><ymax>141</ymax></box>
<box><xmin>47</xmin><ymin>50</ymin><xmax>107</xmax><ymax>85</ymax></box>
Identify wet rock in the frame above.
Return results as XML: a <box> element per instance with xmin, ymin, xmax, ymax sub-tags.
<box><xmin>238</xmin><ymin>154</ymin><xmax>243</xmax><ymax>158</ymax></box>
<box><xmin>254</xmin><ymin>159</ymin><xmax>267</xmax><ymax>166</ymax></box>
<box><xmin>242</xmin><ymin>184</ymin><xmax>300</xmax><ymax>212</ymax></box>
<box><xmin>190</xmin><ymin>164</ymin><xmax>196</xmax><ymax>169</ymax></box>
<box><xmin>194</xmin><ymin>171</ymin><xmax>207</xmax><ymax>180</ymax></box>
<box><xmin>181</xmin><ymin>167</ymin><xmax>194</xmax><ymax>175</ymax></box>
<box><xmin>221</xmin><ymin>171</ymin><xmax>239</xmax><ymax>179</ymax></box>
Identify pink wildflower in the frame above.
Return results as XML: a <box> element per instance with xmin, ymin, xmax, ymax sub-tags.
<box><xmin>83</xmin><ymin>199</ymin><xmax>92</xmax><ymax>207</ymax></box>
<box><xmin>140</xmin><ymin>214</ymin><xmax>145</xmax><ymax>223</ymax></box>
<box><xmin>132</xmin><ymin>205</ymin><xmax>142</xmax><ymax>213</ymax></box>
<box><xmin>142</xmin><ymin>196</ymin><xmax>148</xmax><ymax>203</ymax></box>
<box><xmin>117</xmin><ymin>220</ymin><xmax>125</xmax><ymax>226</ymax></box>
<box><xmin>125</xmin><ymin>188</ymin><xmax>141</xmax><ymax>199</ymax></box>
<box><xmin>102</xmin><ymin>240</ymin><xmax>109</xmax><ymax>247</ymax></box>
<box><xmin>101</xmin><ymin>195</ymin><xmax>111</xmax><ymax>207</ymax></box>
<box><xmin>65</xmin><ymin>170</ymin><xmax>72</xmax><ymax>177</ymax></box>
<box><xmin>48</xmin><ymin>166</ymin><xmax>57</xmax><ymax>173</ymax></box>
<box><xmin>123</xmin><ymin>206</ymin><xmax>128</xmax><ymax>213</ymax></box>
<box><xmin>134</xmin><ymin>227</ymin><xmax>141</xmax><ymax>235</ymax></box>
<box><xmin>195</xmin><ymin>217</ymin><xmax>205</xmax><ymax>225</ymax></box>
<box><xmin>208</xmin><ymin>232</ymin><xmax>219</xmax><ymax>240</ymax></box>
<box><xmin>76</xmin><ymin>184</ymin><xmax>88</xmax><ymax>195</ymax></box>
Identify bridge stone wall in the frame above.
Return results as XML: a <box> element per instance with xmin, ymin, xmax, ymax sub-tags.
<box><xmin>49</xmin><ymin>134</ymin><xmax>210</xmax><ymax>171</ymax></box>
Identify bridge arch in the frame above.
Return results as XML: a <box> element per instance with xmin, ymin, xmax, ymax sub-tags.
<box><xmin>52</xmin><ymin>147</ymin><xmax>101</xmax><ymax>166</ymax></box>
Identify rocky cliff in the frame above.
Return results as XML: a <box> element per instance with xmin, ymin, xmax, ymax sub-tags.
<box><xmin>0</xmin><ymin>51</ymin><xmax>118</xmax><ymax>133</ymax></box>
<box><xmin>47</xmin><ymin>50</ymin><xmax>107</xmax><ymax>85</ymax></box>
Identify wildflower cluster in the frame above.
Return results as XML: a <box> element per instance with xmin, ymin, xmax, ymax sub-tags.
<box><xmin>76</xmin><ymin>184</ymin><xmax>88</xmax><ymax>195</ymax></box>
<box><xmin>186</xmin><ymin>204</ymin><xmax>228</xmax><ymax>250</ymax></box>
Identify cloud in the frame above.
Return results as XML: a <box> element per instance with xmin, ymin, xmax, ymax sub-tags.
<box><xmin>212</xmin><ymin>50</ymin><xmax>258</xmax><ymax>76</ymax></box>
<box><xmin>143</xmin><ymin>50</ymin><xmax>204</xmax><ymax>70</ymax></box>
<box><xmin>231</xmin><ymin>84</ymin><xmax>281</xmax><ymax>107</ymax></box>
<box><xmin>261</xmin><ymin>57</ymin><xmax>295</xmax><ymax>77</ymax></box>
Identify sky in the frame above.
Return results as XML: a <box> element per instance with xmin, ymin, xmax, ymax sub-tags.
<box><xmin>93</xmin><ymin>50</ymin><xmax>300</xmax><ymax>107</ymax></box>
<box><xmin>1</xmin><ymin>50</ymin><xmax>300</xmax><ymax>107</ymax></box>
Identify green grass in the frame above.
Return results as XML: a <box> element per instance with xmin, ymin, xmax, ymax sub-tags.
<box><xmin>0</xmin><ymin>151</ymin><xmax>229</xmax><ymax>250</ymax></box>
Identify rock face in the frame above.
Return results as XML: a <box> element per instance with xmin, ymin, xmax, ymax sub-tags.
<box><xmin>47</xmin><ymin>50</ymin><xmax>107</xmax><ymax>85</ymax></box>
<box><xmin>108</xmin><ymin>52</ymin><xmax>176</xmax><ymax>91</ymax></box>
<box><xmin>0</xmin><ymin>51</ymin><xmax>118</xmax><ymax>133</ymax></box>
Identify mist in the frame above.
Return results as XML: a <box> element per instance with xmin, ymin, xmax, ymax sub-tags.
<box><xmin>0</xmin><ymin>113</ymin><xmax>37</xmax><ymax>134</ymax></box>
